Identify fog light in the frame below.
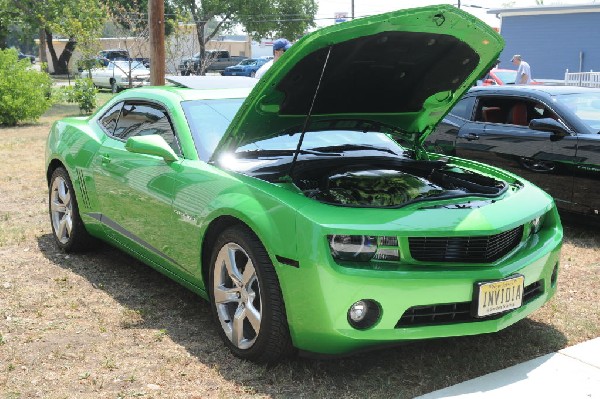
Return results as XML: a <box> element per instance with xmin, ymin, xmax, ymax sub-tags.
<box><xmin>347</xmin><ymin>299</ymin><xmax>381</xmax><ymax>330</ymax></box>
<box><xmin>349</xmin><ymin>301</ymin><xmax>367</xmax><ymax>322</ymax></box>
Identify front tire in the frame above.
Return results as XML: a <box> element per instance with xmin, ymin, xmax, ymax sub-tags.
<box><xmin>49</xmin><ymin>167</ymin><xmax>93</xmax><ymax>252</ymax></box>
<box><xmin>209</xmin><ymin>225</ymin><xmax>293</xmax><ymax>363</ymax></box>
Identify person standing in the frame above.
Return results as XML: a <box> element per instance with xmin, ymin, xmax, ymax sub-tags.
<box><xmin>511</xmin><ymin>54</ymin><xmax>532</xmax><ymax>85</ymax></box>
<box><xmin>255</xmin><ymin>38</ymin><xmax>292</xmax><ymax>79</ymax></box>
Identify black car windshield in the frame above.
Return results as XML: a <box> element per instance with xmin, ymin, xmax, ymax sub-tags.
<box><xmin>555</xmin><ymin>92</ymin><xmax>600</xmax><ymax>131</ymax></box>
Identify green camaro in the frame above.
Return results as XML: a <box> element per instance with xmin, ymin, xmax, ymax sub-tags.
<box><xmin>46</xmin><ymin>5</ymin><xmax>563</xmax><ymax>363</ymax></box>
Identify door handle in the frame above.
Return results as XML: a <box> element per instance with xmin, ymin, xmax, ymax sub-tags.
<box><xmin>466</xmin><ymin>133</ymin><xmax>479</xmax><ymax>141</ymax></box>
<box><xmin>100</xmin><ymin>154</ymin><xmax>111</xmax><ymax>165</ymax></box>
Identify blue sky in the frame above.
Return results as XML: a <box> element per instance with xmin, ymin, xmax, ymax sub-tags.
<box><xmin>314</xmin><ymin>1</ymin><xmax>596</xmax><ymax>29</ymax></box>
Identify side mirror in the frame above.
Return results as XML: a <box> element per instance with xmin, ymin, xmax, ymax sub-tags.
<box><xmin>125</xmin><ymin>135</ymin><xmax>179</xmax><ymax>162</ymax></box>
<box><xmin>483</xmin><ymin>79</ymin><xmax>496</xmax><ymax>86</ymax></box>
<box><xmin>529</xmin><ymin>118</ymin><xmax>569</xmax><ymax>140</ymax></box>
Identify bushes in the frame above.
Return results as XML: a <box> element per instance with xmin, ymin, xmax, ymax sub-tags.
<box><xmin>0</xmin><ymin>49</ymin><xmax>53</xmax><ymax>126</ymax></box>
<box><xmin>57</xmin><ymin>78</ymin><xmax>98</xmax><ymax>114</ymax></box>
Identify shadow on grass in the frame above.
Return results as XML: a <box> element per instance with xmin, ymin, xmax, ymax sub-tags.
<box><xmin>37</xmin><ymin>233</ymin><xmax>568</xmax><ymax>398</ymax></box>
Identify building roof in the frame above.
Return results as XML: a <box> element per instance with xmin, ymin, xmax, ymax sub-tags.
<box><xmin>487</xmin><ymin>3</ymin><xmax>600</xmax><ymax>18</ymax></box>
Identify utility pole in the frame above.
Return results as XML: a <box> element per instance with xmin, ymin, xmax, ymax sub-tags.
<box><xmin>351</xmin><ymin>0</ymin><xmax>355</xmax><ymax>19</ymax></box>
<box><xmin>149</xmin><ymin>0</ymin><xmax>165</xmax><ymax>86</ymax></box>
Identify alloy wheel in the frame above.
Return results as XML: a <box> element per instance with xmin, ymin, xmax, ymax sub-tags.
<box><xmin>50</xmin><ymin>176</ymin><xmax>73</xmax><ymax>244</ymax></box>
<box><xmin>213</xmin><ymin>242</ymin><xmax>262</xmax><ymax>350</ymax></box>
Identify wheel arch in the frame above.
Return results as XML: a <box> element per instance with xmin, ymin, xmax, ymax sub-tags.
<box><xmin>46</xmin><ymin>158</ymin><xmax>67</xmax><ymax>185</ymax></box>
<box><xmin>200</xmin><ymin>215</ymin><xmax>253</xmax><ymax>289</ymax></box>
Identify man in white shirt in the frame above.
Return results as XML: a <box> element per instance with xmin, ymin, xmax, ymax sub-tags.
<box><xmin>255</xmin><ymin>38</ymin><xmax>292</xmax><ymax>79</ymax></box>
<box><xmin>512</xmin><ymin>54</ymin><xmax>532</xmax><ymax>85</ymax></box>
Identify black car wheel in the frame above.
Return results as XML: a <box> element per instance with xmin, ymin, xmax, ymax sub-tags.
<box><xmin>209</xmin><ymin>225</ymin><xmax>293</xmax><ymax>363</ymax></box>
<box><xmin>49</xmin><ymin>167</ymin><xmax>93</xmax><ymax>252</ymax></box>
<box><xmin>519</xmin><ymin>157</ymin><xmax>556</xmax><ymax>173</ymax></box>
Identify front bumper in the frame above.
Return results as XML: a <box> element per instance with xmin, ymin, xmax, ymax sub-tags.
<box><xmin>275</xmin><ymin>211</ymin><xmax>562</xmax><ymax>355</ymax></box>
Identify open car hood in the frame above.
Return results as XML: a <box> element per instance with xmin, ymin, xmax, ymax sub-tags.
<box><xmin>213</xmin><ymin>5</ymin><xmax>503</xmax><ymax>158</ymax></box>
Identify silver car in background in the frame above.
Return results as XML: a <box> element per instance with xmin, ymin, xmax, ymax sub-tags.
<box><xmin>83</xmin><ymin>61</ymin><xmax>150</xmax><ymax>92</ymax></box>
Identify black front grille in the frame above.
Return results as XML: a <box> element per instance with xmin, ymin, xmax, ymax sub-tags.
<box><xmin>396</xmin><ymin>280</ymin><xmax>544</xmax><ymax>328</ymax></box>
<box><xmin>408</xmin><ymin>226</ymin><xmax>524</xmax><ymax>263</ymax></box>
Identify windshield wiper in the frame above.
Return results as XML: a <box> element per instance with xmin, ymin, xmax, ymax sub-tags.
<box><xmin>235</xmin><ymin>149</ymin><xmax>338</xmax><ymax>158</ymax></box>
<box><xmin>309</xmin><ymin>144</ymin><xmax>398</xmax><ymax>155</ymax></box>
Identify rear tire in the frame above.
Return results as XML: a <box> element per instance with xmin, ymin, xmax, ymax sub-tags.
<box><xmin>209</xmin><ymin>225</ymin><xmax>294</xmax><ymax>363</ymax></box>
<box><xmin>110</xmin><ymin>79</ymin><xmax>118</xmax><ymax>93</ymax></box>
<box><xmin>49</xmin><ymin>167</ymin><xmax>94</xmax><ymax>252</ymax></box>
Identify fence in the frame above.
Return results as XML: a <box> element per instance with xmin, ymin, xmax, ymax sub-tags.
<box><xmin>564</xmin><ymin>70</ymin><xmax>600</xmax><ymax>88</ymax></box>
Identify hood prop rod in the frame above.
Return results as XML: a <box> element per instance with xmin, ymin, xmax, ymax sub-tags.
<box><xmin>286</xmin><ymin>45</ymin><xmax>333</xmax><ymax>181</ymax></box>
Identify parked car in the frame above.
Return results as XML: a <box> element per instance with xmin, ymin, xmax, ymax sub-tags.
<box><xmin>98</xmin><ymin>49</ymin><xmax>150</xmax><ymax>68</ymax></box>
<box><xmin>479</xmin><ymin>68</ymin><xmax>540</xmax><ymax>86</ymax></box>
<box><xmin>46</xmin><ymin>5</ymin><xmax>562</xmax><ymax>363</ymax></box>
<box><xmin>82</xmin><ymin>60</ymin><xmax>150</xmax><ymax>92</ymax></box>
<box><xmin>222</xmin><ymin>58</ymin><xmax>270</xmax><ymax>77</ymax></box>
<box><xmin>79</xmin><ymin>49</ymin><xmax>150</xmax><ymax>72</ymax></box>
<box><xmin>178</xmin><ymin>50</ymin><xmax>246</xmax><ymax>75</ymax></box>
<box><xmin>425</xmin><ymin>85</ymin><xmax>600</xmax><ymax>223</ymax></box>
<box><xmin>479</xmin><ymin>68</ymin><xmax>518</xmax><ymax>85</ymax></box>
<box><xmin>18</xmin><ymin>51</ymin><xmax>36</xmax><ymax>63</ymax></box>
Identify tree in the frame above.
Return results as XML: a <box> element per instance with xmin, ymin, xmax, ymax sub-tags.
<box><xmin>173</xmin><ymin>0</ymin><xmax>317</xmax><ymax>74</ymax></box>
<box><xmin>0</xmin><ymin>49</ymin><xmax>52</xmax><ymax>125</ymax></box>
<box><xmin>107</xmin><ymin>0</ymin><xmax>177</xmax><ymax>36</ymax></box>
<box><xmin>13</xmin><ymin>0</ymin><xmax>106</xmax><ymax>74</ymax></box>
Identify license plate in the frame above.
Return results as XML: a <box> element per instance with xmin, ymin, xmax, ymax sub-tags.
<box><xmin>232</xmin><ymin>72</ymin><xmax>237</xmax><ymax>75</ymax></box>
<box><xmin>474</xmin><ymin>275</ymin><xmax>524</xmax><ymax>317</ymax></box>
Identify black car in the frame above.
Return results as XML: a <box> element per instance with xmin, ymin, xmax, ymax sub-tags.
<box><xmin>18</xmin><ymin>51</ymin><xmax>36</xmax><ymax>63</ymax></box>
<box><xmin>425</xmin><ymin>85</ymin><xmax>600</xmax><ymax>222</ymax></box>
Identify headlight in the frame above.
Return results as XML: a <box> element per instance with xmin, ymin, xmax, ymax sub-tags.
<box><xmin>328</xmin><ymin>235</ymin><xmax>400</xmax><ymax>262</ymax></box>
<box><xmin>329</xmin><ymin>235</ymin><xmax>377</xmax><ymax>261</ymax></box>
<box><xmin>121</xmin><ymin>76</ymin><xmax>130</xmax><ymax>82</ymax></box>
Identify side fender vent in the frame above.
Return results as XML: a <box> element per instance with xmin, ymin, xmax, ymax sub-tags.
<box><xmin>75</xmin><ymin>168</ymin><xmax>91</xmax><ymax>210</ymax></box>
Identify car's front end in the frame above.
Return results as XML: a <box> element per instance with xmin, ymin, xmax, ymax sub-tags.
<box><xmin>222</xmin><ymin>65</ymin><xmax>252</xmax><ymax>77</ymax></box>
<box><xmin>219</xmin><ymin>137</ymin><xmax>562</xmax><ymax>354</ymax></box>
<box><xmin>116</xmin><ymin>71</ymin><xmax>151</xmax><ymax>89</ymax></box>
<box><xmin>202</xmin><ymin>4</ymin><xmax>565</xmax><ymax>357</ymax></box>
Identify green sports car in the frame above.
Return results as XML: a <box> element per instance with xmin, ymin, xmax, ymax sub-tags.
<box><xmin>45</xmin><ymin>5</ymin><xmax>563</xmax><ymax>363</ymax></box>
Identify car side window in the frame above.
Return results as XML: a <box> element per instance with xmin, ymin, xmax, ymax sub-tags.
<box><xmin>474</xmin><ymin>97</ymin><xmax>553</xmax><ymax>127</ymax></box>
<box><xmin>449</xmin><ymin>97</ymin><xmax>475</xmax><ymax>120</ymax></box>
<box><xmin>99</xmin><ymin>102</ymin><xmax>124</xmax><ymax>135</ymax></box>
<box><xmin>112</xmin><ymin>102</ymin><xmax>182</xmax><ymax>156</ymax></box>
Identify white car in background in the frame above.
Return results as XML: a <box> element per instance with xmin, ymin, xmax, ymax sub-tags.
<box><xmin>83</xmin><ymin>61</ymin><xmax>150</xmax><ymax>92</ymax></box>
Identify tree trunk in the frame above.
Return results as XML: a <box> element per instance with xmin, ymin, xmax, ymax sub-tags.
<box><xmin>39</xmin><ymin>28</ymin><xmax>48</xmax><ymax>72</ymax></box>
<box><xmin>45</xmin><ymin>29</ymin><xmax>60</xmax><ymax>73</ymax></box>
<box><xmin>45</xmin><ymin>29</ymin><xmax>76</xmax><ymax>75</ymax></box>
<box><xmin>58</xmin><ymin>37</ymin><xmax>77</xmax><ymax>74</ymax></box>
<box><xmin>0</xmin><ymin>23</ymin><xmax>7</xmax><ymax>50</ymax></box>
<box><xmin>194</xmin><ymin>20</ymin><xmax>206</xmax><ymax>75</ymax></box>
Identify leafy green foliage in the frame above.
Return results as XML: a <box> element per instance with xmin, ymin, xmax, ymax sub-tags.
<box><xmin>0</xmin><ymin>49</ymin><xmax>52</xmax><ymax>126</ymax></box>
<box><xmin>171</xmin><ymin>0</ymin><xmax>317</xmax><ymax>74</ymax></box>
<box><xmin>57</xmin><ymin>78</ymin><xmax>98</xmax><ymax>114</ymax></box>
<box><xmin>13</xmin><ymin>0</ymin><xmax>106</xmax><ymax>74</ymax></box>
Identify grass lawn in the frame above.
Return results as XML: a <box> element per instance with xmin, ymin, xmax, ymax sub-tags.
<box><xmin>0</xmin><ymin>96</ymin><xmax>598</xmax><ymax>398</ymax></box>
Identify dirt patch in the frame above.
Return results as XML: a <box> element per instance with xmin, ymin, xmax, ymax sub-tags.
<box><xmin>1</xmin><ymin>106</ymin><xmax>599</xmax><ymax>398</ymax></box>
